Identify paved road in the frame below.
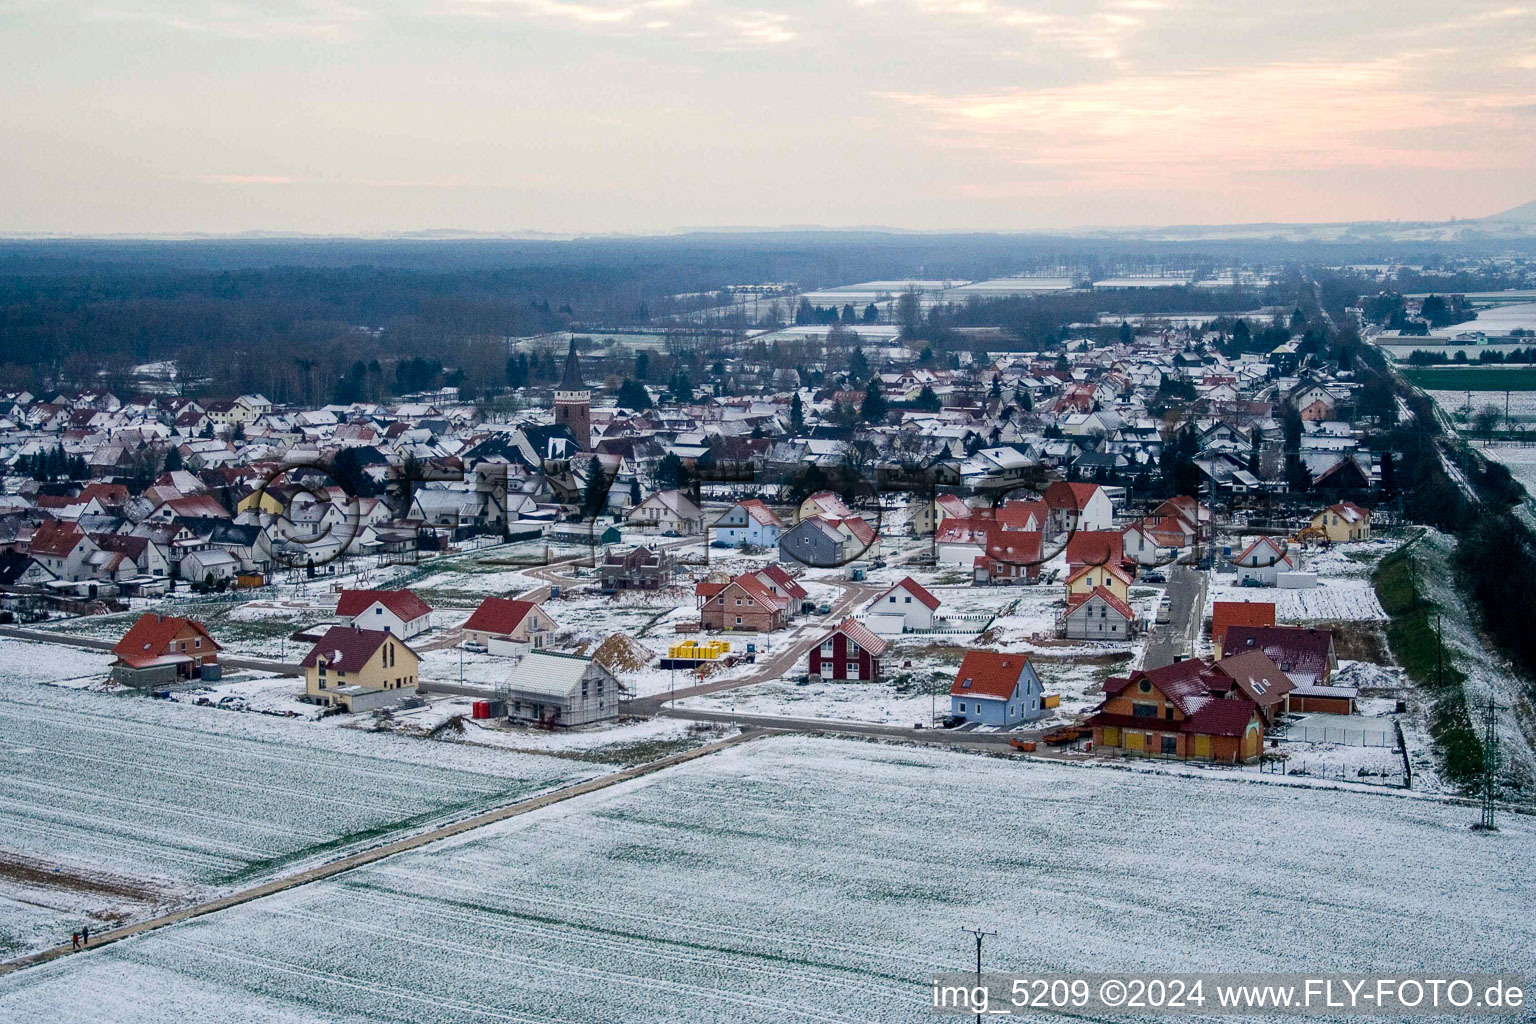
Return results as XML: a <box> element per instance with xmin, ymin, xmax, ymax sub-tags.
<box><xmin>0</xmin><ymin>728</ymin><xmax>763</xmax><ymax>976</ymax></box>
<box><xmin>1140</xmin><ymin>564</ymin><xmax>1207</xmax><ymax>670</ymax></box>
<box><xmin>654</xmin><ymin>706</ymin><xmax>1051</xmax><ymax>747</ymax></box>
<box><xmin>626</xmin><ymin>576</ymin><xmax>878</xmax><ymax>712</ymax></box>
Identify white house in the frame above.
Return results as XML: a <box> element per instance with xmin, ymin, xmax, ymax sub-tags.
<box><xmin>865</xmin><ymin>576</ymin><xmax>941</xmax><ymax>631</ymax></box>
<box><xmin>335</xmin><ymin>588</ymin><xmax>434</xmax><ymax>639</ymax></box>
<box><xmin>626</xmin><ymin>489</ymin><xmax>703</xmax><ymax>534</ymax></box>
<box><xmin>1233</xmin><ymin>537</ymin><xmax>1298</xmax><ymax>586</ymax></box>
<box><xmin>709</xmin><ymin>499</ymin><xmax>784</xmax><ymax>548</ymax></box>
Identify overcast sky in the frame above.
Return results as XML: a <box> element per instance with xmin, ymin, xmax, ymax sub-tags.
<box><xmin>2</xmin><ymin>0</ymin><xmax>1534</xmax><ymax>235</ymax></box>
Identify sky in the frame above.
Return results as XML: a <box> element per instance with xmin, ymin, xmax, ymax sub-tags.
<box><xmin>1</xmin><ymin>0</ymin><xmax>1534</xmax><ymax>235</ymax></box>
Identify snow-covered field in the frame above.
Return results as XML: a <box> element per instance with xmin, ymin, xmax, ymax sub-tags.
<box><xmin>4</xmin><ymin>735</ymin><xmax>1532</xmax><ymax>1022</ymax></box>
<box><xmin>1478</xmin><ymin>441</ymin><xmax>1536</xmax><ymax>500</ymax></box>
<box><xmin>0</xmin><ymin>669</ymin><xmax>603</xmax><ymax>959</ymax></box>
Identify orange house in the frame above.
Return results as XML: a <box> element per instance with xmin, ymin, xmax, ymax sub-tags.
<box><xmin>111</xmin><ymin>613</ymin><xmax>222</xmax><ymax>683</ymax></box>
<box><xmin>1085</xmin><ymin>658</ymin><xmax>1266</xmax><ymax>763</ymax></box>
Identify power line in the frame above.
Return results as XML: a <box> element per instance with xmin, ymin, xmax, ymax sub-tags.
<box><xmin>960</xmin><ymin>927</ymin><xmax>997</xmax><ymax>1024</ymax></box>
<box><xmin>1473</xmin><ymin>697</ymin><xmax>1507</xmax><ymax>832</ymax></box>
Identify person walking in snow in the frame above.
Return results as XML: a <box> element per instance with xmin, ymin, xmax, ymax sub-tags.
<box><xmin>71</xmin><ymin>932</ymin><xmax>80</xmax><ymax>951</ymax></box>
<box><xmin>81</xmin><ymin>924</ymin><xmax>89</xmax><ymax>947</ymax></box>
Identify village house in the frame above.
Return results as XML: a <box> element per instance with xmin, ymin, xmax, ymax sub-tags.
<box><xmin>1064</xmin><ymin>560</ymin><xmax>1132</xmax><ymax>604</ymax></box>
<box><xmin>626</xmin><ymin>489</ymin><xmax>703</xmax><ymax>534</ymax></box>
<box><xmin>912</xmin><ymin>494</ymin><xmax>972</xmax><ymax>536</ymax></box>
<box><xmin>460</xmin><ymin>597</ymin><xmax>557</xmax><ymax>651</ymax></box>
<box><xmin>808</xmin><ymin>617</ymin><xmax>887</xmax><ymax>682</ymax></box>
<box><xmin>864</xmin><ymin>576</ymin><xmax>941</xmax><ymax>631</ymax></box>
<box><xmin>709</xmin><ymin>498</ymin><xmax>785</xmax><ymax>548</ymax></box>
<box><xmin>1042</xmin><ymin>480</ymin><xmax>1115</xmax><ymax>534</ymax></box>
<box><xmin>335</xmin><ymin>588</ymin><xmax>434</xmax><ymax>640</ymax></box>
<box><xmin>301</xmin><ymin>625</ymin><xmax>420</xmax><ymax>712</ymax></box>
<box><xmin>1085</xmin><ymin>658</ymin><xmax>1268</xmax><ymax>763</ymax></box>
<box><xmin>971</xmin><ymin>530</ymin><xmax>1044</xmax><ymax>585</ymax></box>
<box><xmin>599</xmin><ymin>544</ymin><xmax>670</xmax><ymax>592</ymax></box>
<box><xmin>1310</xmin><ymin>502</ymin><xmax>1372</xmax><ymax>543</ymax></box>
<box><xmin>1219</xmin><ymin>624</ymin><xmax>1349</xmax><ymax>710</ymax></box>
<box><xmin>1061</xmin><ymin>587</ymin><xmax>1138</xmax><ymax>640</ymax></box>
<box><xmin>1232</xmin><ymin>537</ymin><xmax>1298</xmax><ymax>586</ymax></box>
<box><xmin>948</xmin><ymin>651</ymin><xmax>1046</xmax><ymax>727</ymax></box>
<box><xmin>696</xmin><ymin>572</ymin><xmax>791</xmax><ymax>632</ymax></box>
<box><xmin>110</xmin><ymin>612</ymin><xmax>222</xmax><ymax>685</ymax></box>
<box><xmin>502</xmin><ymin>651</ymin><xmax>619</xmax><ymax>727</ymax></box>
<box><xmin>779</xmin><ymin>515</ymin><xmax>879</xmax><ymax>567</ymax></box>
<box><xmin>26</xmin><ymin>520</ymin><xmax>97</xmax><ymax>582</ymax></box>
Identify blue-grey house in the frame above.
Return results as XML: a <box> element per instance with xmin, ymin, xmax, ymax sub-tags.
<box><xmin>949</xmin><ymin>651</ymin><xmax>1046</xmax><ymax>727</ymax></box>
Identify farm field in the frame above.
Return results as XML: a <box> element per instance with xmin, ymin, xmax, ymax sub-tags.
<box><xmin>1403</xmin><ymin>367</ymin><xmax>1536</xmax><ymax>391</ymax></box>
<box><xmin>3</xmin><ymin>735</ymin><xmax>1532</xmax><ymax>1022</ymax></box>
<box><xmin>0</xmin><ymin>665</ymin><xmax>603</xmax><ymax>960</ymax></box>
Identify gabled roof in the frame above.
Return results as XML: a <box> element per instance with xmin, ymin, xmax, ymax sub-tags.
<box><xmin>754</xmin><ymin>562</ymin><xmax>807</xmax><ymax>600</ymax></box>
<box><xmin>461</xmin><ymin>597</ymin><xmax>547</xmax><ymax>636</ymax></box>
<box><xmin>949</xmin><ymin>650</ymin><xmax>1032</xmax><ymax>700</ymax></box>
<box><xmin>112</xmin><ymin>613</ymin><xmax>221</xmax><ymax>668</ymax></box>
<box><xmin>820</xmin><ymin>617</ymin><xmax>888</xmax><ymax>656</ymax></box>
<box><xmin>1321</xmin><ymin>501</ymin><xmax>1370</xmax><ymax>523</ymax></box>
<box><xmin>300</xmin><ymin>625</ymin><xmax>412</xmax><ymax>671</ymax></box>
<box><xmin>979</xmin><ymin>529</ymin><xmax>1043</xmax><ymax>564</ymax></box>
<box><xmin>1235</xmin><ymin>536</ymin><xmax>1294</xmax><ymax>566</ymax></box>
<box><xmin>873</xmin><ymin>576</ymin><xmax>941</xmax><ymax>610</ymax></box>
<box><xmin>504</xmin><ymin>650</ymin><xmax>608</xmax><ymax>698</ymax></box>
<box><xmin>1065</xmin><ymin>531</ymin><xmax>1128</xmax><ymax>569</ymax></box>
<box><xmin>1043</xmin><ymin>480</ymin><xmax>1104</xmax><ymax>511</ymax></box>
<box><xmin>29</xmin><ymin>520</ymin><xmax>88</xmax><ymax>558</ymax></box>
<box><xmin>336</xmin><ymin>588</ymin><xmax>433</xmax><ymax>622</ymax></box>
<box><xmin>1066</xmin><ymin>586</ymin><xmax>1136</xmax><ymax>621</ymax></box>
<box><xmin>734</xmin><ymin>498</ymin><xmax>784</xmax><ymax>527</ymax></box>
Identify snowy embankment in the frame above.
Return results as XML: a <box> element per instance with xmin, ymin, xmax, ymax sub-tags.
<box><xmin>3</xmin><ymin>734</ymin><xmax>1531</xmax><ymax>1023</ymax></box>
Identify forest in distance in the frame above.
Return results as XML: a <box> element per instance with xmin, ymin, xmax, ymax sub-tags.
<box><xmin>0</xmin><ymin>232</ymin><xmax>1528</xmax><ymax>404</ymax></box>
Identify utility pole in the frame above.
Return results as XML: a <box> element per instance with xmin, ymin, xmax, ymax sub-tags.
<box><xmin>1436</xmin><ymin>614</ymin><xmax>1443</xmax><ymax>690</ymax></box>
<box><xmin>1474</xmin><ymin>697</ymin><xmax>1506</xmax><ymax>831</ymax></box>
<box><xmin>961</xmin><ymin>927</ymin><xmax>996</xmax><ymax>1024</ymax></box>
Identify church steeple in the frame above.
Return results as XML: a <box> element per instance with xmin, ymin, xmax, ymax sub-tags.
<box><xmin>553</xmin><ymin>337</ymin><xmax>592</xmax><ymax>451</ymax></box>
<box><xmin>559</xmin><ymin>337</ymin><xmax>587</xmax><ymax>392</ymax></box>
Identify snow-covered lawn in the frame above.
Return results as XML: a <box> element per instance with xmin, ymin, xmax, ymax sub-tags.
<box><xmin>5</xmin><ymin>735</ymin><xmax>1532</xmax><ymax>1022</ymax></box>
<box><xmin>0</xmin><ymin>673</ymin><xmax>603</xmax><ymax>959</ymax></box>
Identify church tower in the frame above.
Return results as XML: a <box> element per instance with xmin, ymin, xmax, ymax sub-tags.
<box><xmin>553</xmin><ymin>338</ymin><xmax>591</xmax><ymax>451</ymax></box>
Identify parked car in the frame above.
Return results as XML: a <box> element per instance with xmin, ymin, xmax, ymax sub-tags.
<box><xmin>1240</xmin><ymin>577</ymin><xmax>1267</xmax><ymax>588</ymax></box>
<box><xmin>1141</xmin><ymin>571</ymin><xmax>1166</xmax><ymax>584</ymax></box>
<box><xmin>816</xmin><ymin>602</ymin><xmax>831</xmax><ymax>614</ymax></box>
<box><xmin>1155</xmin><ymin>597</ymin><xmax>1172</xmax><ymax>624</ymax></box>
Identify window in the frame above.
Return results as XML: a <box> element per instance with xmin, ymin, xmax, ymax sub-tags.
<box><xmin>1138</xmin><ymin>679</ymin><xmax>1152</xmax><ymax>693</ymax></box>
<box><xmin>957</xmin><ymin>703</ymin><xmax>966</xmax><ymax>713</ymax></box>
<box><xmin>1165</xmin><ymin>706</ymin><xmax>1174</xmax><ymax>721</ymax></box>
<box><xmin>821</xmin><ymin>642</ymin><xmax>833</xmax><ymax>656</ymax></box>
<box><xmin>375</xmin><ymin>607</ymin><xmax>381</xmax><ymax>615</ymax></box>
<box><xmin>1161</xmin><ymin>736</ymin><xmax>1178</xmax><ymax>755</ymax></box>
<box><xmin>846</xmin><ymin>662</ymin><xmax>859</xmax><ymax>675</ymax></box>
<box><xmin>904</xmin><ymin>596</ymin><xmax>911</xmax><ymax>604</ymax></box>
<box><xmin>1132</xmin><ymin>703</ymin><xmax>1158</xmax><ymax>718</ymax></box>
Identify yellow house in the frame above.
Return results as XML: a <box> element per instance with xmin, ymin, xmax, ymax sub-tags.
<box><xmin>1310</xmin><ymin>502</ymin><xmax>1371</xmax><ymax>543</ymax></box>
<box><xmin>301</xmin><ymin>625</ymin><xmax>420</xmax><ymax>712</ymax></box>
<box><xmin>237</xmin><ymin>487</ymin><xmax>286</xmax><ymax>515</ymax></box>
<box><xmin>1064</xmin><ymin>561</ymin><xmax>1132</xmax><ymax>604</ymax></box>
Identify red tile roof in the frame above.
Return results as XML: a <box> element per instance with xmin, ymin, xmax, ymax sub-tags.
<box><xmin>1043</xmin><ymin>480</ymin><xmax>1103</xmax><ymax>511</ymax></box>
<box><xmin>461</xmin><ymin>597</ymin><xmax>544</xmax><ymax>636</ymax></box>
<box><xmin>336</xmin><ymin>588</ymin><xmax>433</xmax><ymax>622</ymax></box>
<box><xmin>1211</xmin><ymin>649</ymin><xmax>1293</xmax><ymax>707</ymax></box>
<box><xmin>754</xmin><ymin>563</ymin><xmax>807</xmax><ymax>600</ymax></box>
<box><xmin>1220</xmin><ymin>625</ymin><xmax>1335</xmax><ymax>685</ymax></box>
<box><xmin>822</xmin><ymin>617</ymin><xmax>887</xmax><ymax>656</ymax></box>
<box><xmin>112</xmin><ymin>613</ymin><xmax>221</xmax><ymax>668</ymax></box>
<box><xmin>28</xmin><ymin>520</ymin><xmax>87</xmax><ymax>558</ymax></box>
<box><xmin>949</xmin><ymin>650</ymin><xmax>1032</xmax><ymax>699</ymax></box>
<box><xmin>1065</xmin><ymin>530</ymin><xmax>1127</xmax><ymax>568</ymax></box>
<box><xmin>1066</xmin><ymin>586</ymin><xmax>1135</xmax><ymax>621</ymax></box>
<box><xmin>876</xmin><ymin>576</ymin><xmax>941</xmax><ymax>610</ymax></box>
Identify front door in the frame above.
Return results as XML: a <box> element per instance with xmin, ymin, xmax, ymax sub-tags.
<box><xmin>1193</xmin><ymin>734</ymin><xmax>1212</xmax><ymax>759</ymax></box>
<box><xmin>1125</xmin><ymin>731</ymin><xmax>1143</xmax><ymax>752</ymax></box>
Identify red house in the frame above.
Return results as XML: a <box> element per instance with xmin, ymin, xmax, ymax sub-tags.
<box><xmin>808</xmin><ymin>618</ymin><xmax>887</xmax><ymax>682</ymax></box>
<box><xmin>111</xmin><ymin>612</ymin><xmax>222</xmax><ymax>682</ymax></box>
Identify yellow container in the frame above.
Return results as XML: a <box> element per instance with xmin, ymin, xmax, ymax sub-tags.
<box><xmin>1043</xmin><ymin>694</ymin><xmax>1061</xmax><ymax>709</ymax></box>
